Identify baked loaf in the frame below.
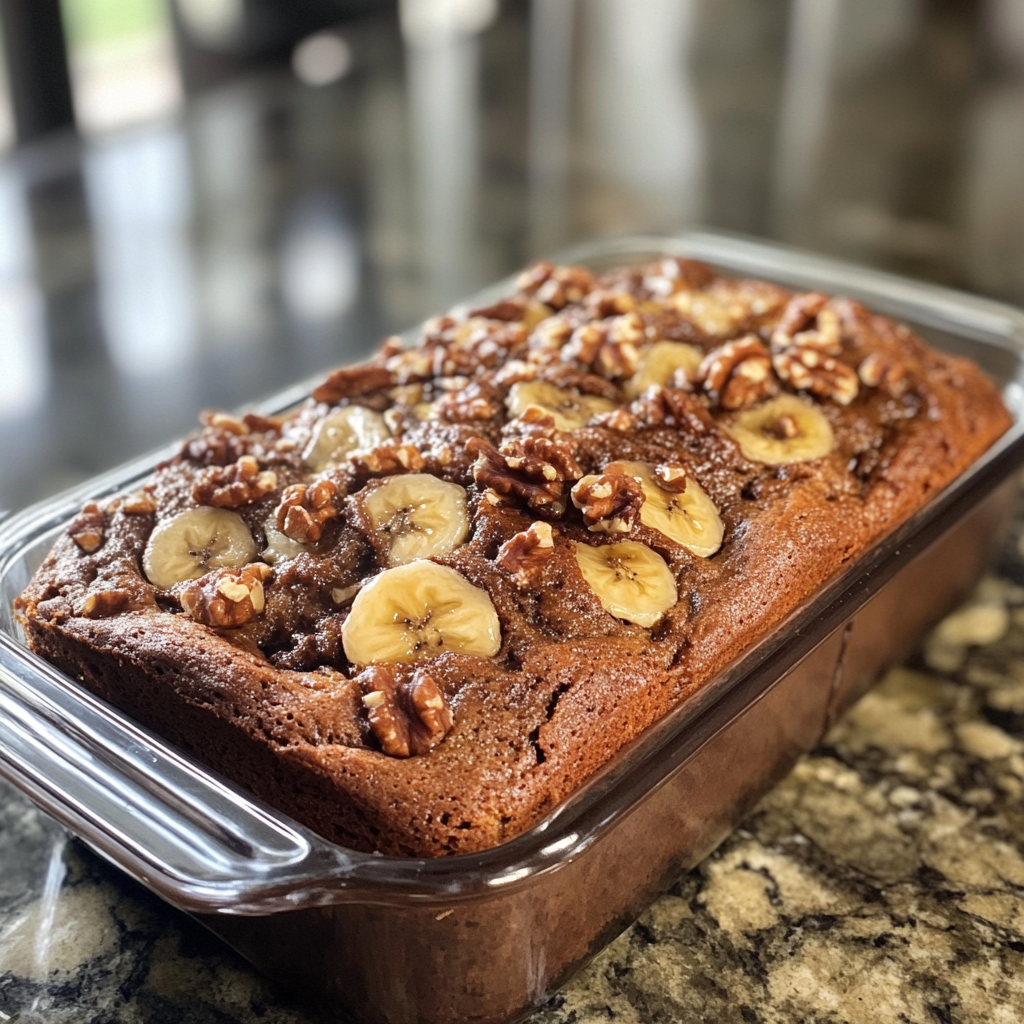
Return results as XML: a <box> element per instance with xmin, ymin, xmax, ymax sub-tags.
<box><xmin>16</xmin><ymin>258</ymin><xmax>1012</xmax><ymax>856</ymax></box>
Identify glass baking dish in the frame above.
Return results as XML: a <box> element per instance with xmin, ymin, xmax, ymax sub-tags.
<box><xmin>2</xmin><ymin>232</ymin><xmax>1024</xmax><ymax>1024</ymax></box>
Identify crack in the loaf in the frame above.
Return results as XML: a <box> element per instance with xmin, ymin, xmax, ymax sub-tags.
<box><xmin>529</xmin><ymin>681</ymin><xmax>572</xmax><ymax>765</ymax></box>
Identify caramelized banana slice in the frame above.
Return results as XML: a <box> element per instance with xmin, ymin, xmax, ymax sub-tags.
<box><xmin>305</xmin><ymin>406</ymin><xmax>390</xmax><ymax>471</ymax></box>
<box><xmin>724</xmin><ymin>395</ymin><xmax>835</xmax><ymax>465</ymax></box>
<box><xmin>506</xmin><ymin>381</ymin><xmax>616</xmax><ymax>430</ymax></box>
<box><xmin>573</xmin><ymin>540</ymin><xmax>677</xmax><ymax>627</ymax></box>
<box><xmin>605</xmin><ymin>461</ymin><xmax>724</xmax><ymax>558</ymax></box>
<box><xmin>624</xmin><ymin>341</ymin><xmax>704</xmax><ymax>399</ymax></box>
<box><xmin>342</xmin><ymin>560</ymin><xmax>501</xmax><ymax>665</ymax></box>
<box><xmin>363</xmin><ymin>474</ymin><xmax>469</xmax><ymax>566</ymax></box>
<box><xmin>143</xmin><ymin>508</ymin><xmax>256</xmax><ymax>589</ymax></box>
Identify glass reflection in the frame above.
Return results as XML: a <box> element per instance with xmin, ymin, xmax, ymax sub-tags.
<box><xmin>580</xmin><ymin>0</ymin><xmax>705</xmax><ymax>232</ymax></box>
<box><xmin>84</xmin><ymin>126</ymin><xmax>196</xmax><ymax>376</ymax></box>
<box><xmin>401</xmin><ymin>0</ymin><xmax>497</xmax><ymax>308</ymax></box>
<box><xmin>0</xmin><ymin>168</ymin><xmax>47</xmax><ymax>420</ymax></box>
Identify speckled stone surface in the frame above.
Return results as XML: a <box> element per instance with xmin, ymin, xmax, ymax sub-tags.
<box><xmin>3</xmin><ymin>513</ymin><xmax>1024</xmax><ymax>1024</ymax></box>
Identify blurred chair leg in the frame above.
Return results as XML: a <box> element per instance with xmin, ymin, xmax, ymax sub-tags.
<box><xmin>0</xmin><ymin>0</ymin><xmax>76</xmax><ymax>142</ymax></box>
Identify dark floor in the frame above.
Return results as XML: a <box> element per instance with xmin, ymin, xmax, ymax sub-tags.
<box><xmin>2</xmin><ymin>0</ymin><xmax>1024</xmax><ymax>511</ymax></box>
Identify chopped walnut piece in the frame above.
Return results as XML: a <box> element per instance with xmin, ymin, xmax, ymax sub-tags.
<box><xmin>571</xmin><ymin>473</ymin><xmax>645</xmax><ymax>533</ymax></box>
<box><xmin>631</xmin><ymin>385</ymin><xmax>713</xmax><ymax>434</ymax></box>
<box><xmin>180</xmin><ymin>564</ymin><xmax>269</xmax><ymax>628</ymax></box>
<box><xmin>312</xmin><ymin>365</ymin><xmax>393</xmax><ymax>405</ymax></box>
<box><xmin>386</xmin><ymin>348</ymin><xmax>434</xmax><ymax>384</ymax></box>
<box><xmin>696</xmin><ymin>335</ymin><xmax>777</xmax><ymax>410</ymax></box>
<box><xmin>192</xmin><ymin>455</ymin><xmax>278</xmax><ymax>509</ymax></box>
<box><xmin>494</xmin><ymin>359</ymin><xmax>538</xmax><ymax>386</ymax></box>
<box><xmin>434</xmin><ymin>382</ymin><xmax>502</xmax><ymax>423</ymax></box>
<box><xmin>275</xmin><ymin>479</ymin><xmax>344</xmax><ymax>543</ymax></box>
<box><xmin>120</xmin><ymin>491</ymin><xmax>157</xmax><ymax>515</ymax></box>
<box><xmin>769</xmin><ymin>294</ymin><xmax>858</xmax><ymax>405</ymax></box>
<box><xmin>77</xmin><ymin>589</ymin><xmax>133</xmax><ymax>618</ymax></box>
<box><xmin>770</xmin><ymin>293</ymin><xmax>840</xmax><ymax>353</ymax></box>
<box><xmin>358</xmin><ymin>664</ymin><xmax>454</xmax><ymax>758</ymax></box>
<box><xmin>654</xmin><ymin>464</ymin><xmax>690</xmax><ymax>492</ymax></box>
<box><xmin>773</xmin><ymin>346</ymin><xmax>860</xmax><ymax>406</ymax></box>
<box><xmin>183</xmin><ymin>425</ymin><xmax>249</xmax><ymax>467</ymax></box>
<box><xmin>68</xmin><ymin>503</ymin><xmax>105</xmax><ymax>553</ymax></box>
<box><xmin>469</xmin><ymin>436</ymin><xmax>582</xmax><ymax>515</ymax></box>
<box><xmin>348</xmin><ymin>439</ymin><xmax>426</xmax><ymax>476</ymax></box>
<box><xmin>496</xmin><ymin>521</ymin><xmax>556</xmax><ymax>586</ymax></box>
<box><xmin>561</xmin><ymin>313</ymin><xmax>645</xmax><ymax>380</ymax></box>
<box><xmin>858</xmin><ymin>351</ymin><xmax>909</xmax><ymax>396</ymax></box>
<box><xmin>242</xmin><ymin>411</ymin><xmax>285</xmax><ymax>435</ymax></box>
<box><xmin>515</xmin><ymin>261</ymin><xmax>596</xmax><ymax>310</ymax></box>
<box><xmin>526</xmin><ymin>317</ymin><xmax>573</xmax><ymax>365</ymax></box>
<box><xmin>583</xmin><ymin>289</ymin><xmax>636</xmax><ymax>318</ymax></box>
<box><xmin>467</xmin><ymin>298</ymin><xmax>527</xmax><ymax>321</ymax></box>
<box><xmin>200</xmin><ymin>410</ymin><xmax>249</xmax><ymax>435</ymax></box>
<box><xmin>590</xmin><ymin>407</ymin><xmax>639</xmax><ymax>432</ymax></box>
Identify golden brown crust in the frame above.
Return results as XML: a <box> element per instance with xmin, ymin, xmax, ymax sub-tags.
<box><xmin>15</xmin><ymin>260</ymin><xmax>1013</xmax><ymax>857</ymax></box>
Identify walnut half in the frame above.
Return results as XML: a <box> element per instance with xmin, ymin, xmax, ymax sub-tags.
<box><xmin>274</xmin><ymin>478</ymin><xmax>344</xmax><ymax>543</ymax></box>
<box><xmin>192</xmin><ymin>455</ymin><xmax>278</xmax><ymax>509</ymax></box>
<box><xmin>359</xmin><ymin>665</ymin><xmax>454</xmax><ymax>758</ymax></box>
<box><xmin>180</xmin><ymin>564</ymin><xmax>271</xmax><ymax>627</ymax></box>
<box><xmin>571</xmin><ymin>473</ymin><xmax>645</xmax><ymax>533</ymax></box>
<box><xmin>496</xmin><ymin>521</ymin><xmax>556</xmax><ymax>586</ymax></box>
<box><xmin>468</xmin><ymin>436</ymin><xmax>582</xmax><ymax>516</ymax></box>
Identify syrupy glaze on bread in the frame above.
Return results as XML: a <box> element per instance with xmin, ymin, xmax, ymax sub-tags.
<box><xmin>16</xmin><ymin>258</ymin><xmax>1012</xmax><ymax>856</ymax></box>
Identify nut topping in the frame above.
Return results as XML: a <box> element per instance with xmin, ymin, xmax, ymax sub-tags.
<box><xmin>515</xmin><ymin>261</ymin><xmax>596</xmax><ymax>310</ymax></box>
<box><xmin>858</xmin><ymin>351</ymin><xmax>909</xmax><ymax>396</ymax></box>
<box><xmin>434</xmin><ymin>381</ymin><xmax>502</xmax><ymax>422</ymax></box>
<box><xmin>495</xmin><ymin>521</ymin><xmax>556</xmax><ymax>586</ymax></box>
<box><xmin>769</xmin><ymin>293</ymin><xmax>858</xmax><ymax>405</ymax></box>
<box><xmin>571</xmin><ymin>472</ymin><xmax>645</xmax><ymax>533</ymax></box>
<box><xmin>120</xmin><ymin>491</ymin><xmax>157</xmax><ymax>515</ymax></box>
<box><xmin>312</xmin><ymin>365</ymin><xmax>393</xmax><ymax>405</ymax></box>
<box><xmin>348</xmin><ymin>439</ymin><xmax>426</xmax><ymax>476</ymax></box>
<box><xmin>631</xmin><ymin>385</ymin><xmax>713</xmax><ymax>435</ymax></box>
<box><xmin>773</xmin><ymin>346</ymin><xmax>860</xmax><ymax>406</ymax></box>
<box><xmin>274</xmin><ymin>479</ymin><xmax>344</xmax><ymax>544</ymax></box>
<box><xmin>192</xmin><ymin>455</ymin><xmax>278</xmax><ymax>509</ymax></box>
<box><xmin>770</xmin><ymin>293</ymin><xmax>841</xmax><ymax>354</ymax></box>
<box><xmin>590</xmin><ymin>407</ymin><xmax>640</xmax><ymax>432</ymax></box>
<box><xmin>68</xmin><ymin>503</ymin><xmax>105</xmax><ymax>553</ymax></box>
<box><xmin>77</xmin><ymin>589</ymin><xmax>133</xmax><ymax>619</ymax></box>
<box><xmin>358</xmin><ymin>664</ymin><xmax>454</xmax><ymax>757</ymax></box>
<box><xmin>561</xmin><ymin>313</ymin><xmax>645</xmax><ymax>379</ymax></box>
<box><xmin>468</xmin><ymin>436</ymin><xmax>582</xmax><ymax>515</ymax></box>
<box><xmin>200</xmin><ymin>410</ymin><xmax>249</xmax><ymax>435</ymax></box>
<box><xmin>695</xmin><ymin>335</ymin><xmax>777</xmax><ymax>410</ymax></box>
<box><xmin>180</xmin><ymin>564</ymin><xmax>270</xmax><ymax>628</ymax></box>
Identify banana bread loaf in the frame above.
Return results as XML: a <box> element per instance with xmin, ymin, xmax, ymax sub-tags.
<box><xmin>16</xmin><ymin>257</ymin><xmax>1012</xmax><ymax>856</ymax></box>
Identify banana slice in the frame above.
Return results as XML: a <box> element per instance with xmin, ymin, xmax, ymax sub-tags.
<box><xmin>724</xmin><ymin>394</ymin><xmax>835</xmax><ymax>465</ymax></box>
<box><xmin>506</xmin><ymin>381</ymin><xmax>617</xmax><ymax>430</ymax></box>
<box><xmin>343</xmin><ymin>560</ymin><xmax>501</xmax><ymax>665</ymax></box>
<box><xmin>143</xmin><ymin>507</ymin><xmax>256</xmax><ymax>589</ymax></box>
<box><xmin>305</xmin><ymin>405</ymin><xmax>391</xmax><ymax>471</ymax></box>
<box><xmin>363</xmin><ymin>474</ymin><xmax>469</xmax><ymax>566</ymax></box>
<box><xmin>624</xmin><ymin>341</ymin><xmax>704</xmax><ymax>399</ymax></box>
<box><xmin>573</xmin><ymin>540</ymin><xmax>677</xmax><ymax>628</ymax></box>
<box><xmin>605</xmin><ymin>461</ymin><xmax>724</xmax><ymax>558</ymax></box>
<box><xmin>261</xmin><ymin>520</ymin><xmax>307</xmax><ymax>565</ymax></box>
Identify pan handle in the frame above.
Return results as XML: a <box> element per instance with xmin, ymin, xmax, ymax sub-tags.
<box><xmin>0</xmin><ymin>633</ymin><xmax>353</xmax><ymax>911</ymax></box>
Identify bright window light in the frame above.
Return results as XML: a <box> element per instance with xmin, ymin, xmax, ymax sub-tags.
<box><xmin>61</xmin><ymin>0</ymin><xmax>183</xmax><ymax>134</ymax></box>
<box><xmin>292</xmin><ymin>32</ymin><xmax>353</xmax><ymax>87</ymax></box>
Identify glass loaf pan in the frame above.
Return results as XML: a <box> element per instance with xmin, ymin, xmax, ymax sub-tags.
<box><xmin>2</xmin><ymin>233</ymin><xmax>1024</xmax><ymax>1024</ymax></box>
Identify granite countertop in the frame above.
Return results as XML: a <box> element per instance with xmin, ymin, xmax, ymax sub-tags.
<box><xmin>2</xmin><ymin>515</ymin><xmax>1024</xmax><ymax>1023</ymax></box>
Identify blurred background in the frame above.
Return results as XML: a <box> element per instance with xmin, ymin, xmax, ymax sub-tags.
<box><xmin>0</xmin><ymin>0</ymin><xmax>1022</xmax><ymax>511</ymax></box>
